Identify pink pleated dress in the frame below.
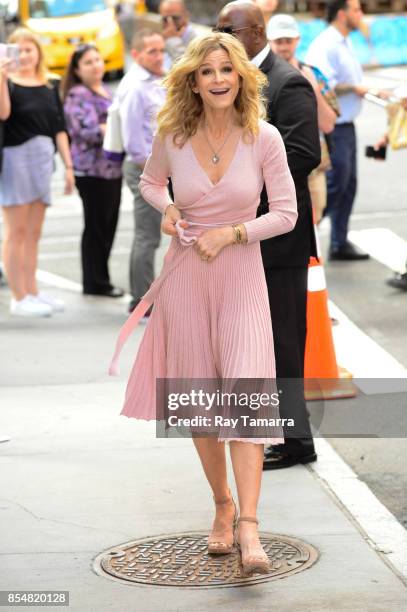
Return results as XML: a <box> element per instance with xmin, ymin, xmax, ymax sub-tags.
<box><xmin>109</xmin><ymin>120</ymin><xmax>298</xmax><ymax>444</ymax></box>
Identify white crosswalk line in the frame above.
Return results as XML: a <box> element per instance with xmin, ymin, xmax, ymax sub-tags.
<box><xmin>38</xmin><ymin>247</ymin><xmax>131</xmax><ymax>261</ymax></box>
<box><xmin>329</xmin><ymin>299</ymin><xmax>407</xmax><ymax>378</ymax></box>
<box><xmin>36</xmin><ymin>269</ymin><xmax>82</xmax><ymax>293</ymax></box>
<box><xmin>349</xmin><ymin>228</ymin><xmax>407</xmax><ymax>274</ymax></box>
<box><xmin>40</xmin><ymin>230</ymin><xmax>134</xmax><ymax>246</ymax></box>
<box><xmin>35</xmin><ymin>269</ymin><xmax>132</xmax><ymax>302</ymax></box>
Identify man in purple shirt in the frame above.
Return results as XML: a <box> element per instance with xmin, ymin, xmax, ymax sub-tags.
<box><xmin>118</xmin><ymin>29</ymin><xmax>166</xmax><ymax>314</ymax></box>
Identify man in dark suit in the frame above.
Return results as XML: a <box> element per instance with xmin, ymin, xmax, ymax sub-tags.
<box><xmin>216</xmin><ymin>2</ymin><xmax>321</xmax><ymax>469</ymax></box>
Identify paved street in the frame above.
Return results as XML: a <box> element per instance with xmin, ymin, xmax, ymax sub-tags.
<box><xmin>316</xmin><ymin>67</ymin><xmax>407</xmax><ymax>530</ymax></box>
<box><xmin>1</xmin><ymin>66</ymin><xmax>406</xmax><ymax>609</ymax></box>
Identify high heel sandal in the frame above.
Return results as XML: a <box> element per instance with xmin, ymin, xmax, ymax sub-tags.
<box><xmin>234</xmin><ymin>517</ymin><xmax>271</xmax><ymax>577</ymax></box>
<box><xmin>207</xmin><ymin>490</ymin><xmax>238</xmax><ymax>555</ymax></box>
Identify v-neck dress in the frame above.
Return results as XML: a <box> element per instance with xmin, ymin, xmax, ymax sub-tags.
<box><xmin>112</xmin><ymin>119</ymin><xmax>297</xmax><ymax>444</ymax></box>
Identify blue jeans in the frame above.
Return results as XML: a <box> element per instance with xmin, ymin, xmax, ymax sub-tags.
<box><xmin>326</xmin><ymin>123</ymin><xmax>357</xmax><ymax>250</ymax></box>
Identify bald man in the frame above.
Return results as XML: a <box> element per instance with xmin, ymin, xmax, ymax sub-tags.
<box><xmin>159</xmin><ymin>0</ymin><xmax>197</xmax><ymax>68</ymax></box>
<box><xmin>217</xmin><ymin>2</ymin><xmax>321</xmax><ymax>470</ymax></box>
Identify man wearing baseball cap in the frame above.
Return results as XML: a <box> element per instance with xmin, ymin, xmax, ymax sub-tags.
<box><xmin>267</xmin><ymin>14</ymin><xmax>339</xmax><ymax>224</ymax></box>
<box><xmin>267</xmin><ymin>13</ymin><xmax>300</xmax><ymax>46</ymax></box>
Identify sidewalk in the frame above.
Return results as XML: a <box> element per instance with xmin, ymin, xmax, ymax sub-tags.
<box><xmin>1</xmin><ymin>139</ymin><xmax>407</xmax><ymax>610</ymax></box>
<box><xmin>1</xmin><ymin>292</ymin><xmax>407</xmax><ymax>611</ymax></box>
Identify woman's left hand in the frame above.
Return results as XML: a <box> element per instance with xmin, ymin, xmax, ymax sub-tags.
<box><xmin>64</xmin><ymin>168</ymin><xmax>75</xmax><ymax>195</ymax></box>
<box><xmin>0</xmin><ymin>58</ymin><xmax>12</xmax><ymax>79</ymax></box>
<box><xmin>195</xmin><ymin>227</ymin><xmax>235</xmax><ymax>263</ymax></box>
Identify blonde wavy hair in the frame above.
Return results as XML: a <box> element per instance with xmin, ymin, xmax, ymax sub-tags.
<box><xmin>157</xmin><ymin>32</ymin><xmax>268</xmax><ymax>146</ymax></box>
<box><xmin>8</xmin><ymin>28</ymin><xmax>49</xmax><ymax>83</ymax></box>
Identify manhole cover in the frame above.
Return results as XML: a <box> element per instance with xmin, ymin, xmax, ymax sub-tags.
<box><xmin>94</xmin><ymin>531</ymin><xmax>319</xmax><ymax>588</ymax></box>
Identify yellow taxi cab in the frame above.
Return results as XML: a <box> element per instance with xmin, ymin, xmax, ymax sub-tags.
<box><xmin>18</xmin><ymin>0</ymin><xmax>125</xmax><ymax>76</ymax></box>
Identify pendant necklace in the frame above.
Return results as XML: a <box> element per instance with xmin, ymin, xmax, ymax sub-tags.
<box><xmin>203</xmin><ymin>123</ymin><xmax>234</xmax><ymax>165</ymax></box>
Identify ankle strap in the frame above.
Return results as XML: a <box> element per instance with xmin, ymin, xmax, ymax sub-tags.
<box><xmin>237</xmin><ymin>516</ymin><xmax>259</xmax><ymax>525</ymax></box>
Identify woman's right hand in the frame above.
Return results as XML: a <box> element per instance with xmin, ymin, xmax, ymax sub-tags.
<box><xmin>161</xmin><ymin>204</ymin><xmax>188</xmax><ymax>237</ymax></box>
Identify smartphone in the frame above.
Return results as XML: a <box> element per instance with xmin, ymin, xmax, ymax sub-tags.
<box><xmin>0</xmin><ymin>44</ymin><xmax>20</xmax><ymax>71</ymax></box>
<box><xmin>365</xmin><ymin>145</ymin><xmax>387</xmax><ymax>160</ymax></box>
<box><xmin>7</xmin><ymin>44</ymin><xmax>20</xmax><ymax>71</ymax></box>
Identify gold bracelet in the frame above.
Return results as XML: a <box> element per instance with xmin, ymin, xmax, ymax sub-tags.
<box><xmin>232</xmin><ymin>224</ymin><xmax>243</xmax><ymax>244</ymax></box>
<box><xmin>164</xmin><ymin>203</ymin><xmax>174</xmax><ymax>217</ymax></box>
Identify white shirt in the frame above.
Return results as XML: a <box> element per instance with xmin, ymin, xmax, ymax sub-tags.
<box><xmin>116</xmin><ymin>63</ymin><xmax>152</xmax><ymax>101</ymax></box>
<box><xmin>117</xmin><ymin>63</ymin><xmax>166</xmax><ymax>164</ymax></box>
<box><xmin>305</xmin><ymin>25</ymin><xmax>363</xmax><ymax>123</ymax></box>
<box><xmin>251</xmin><ymin>44</ymin><xmax>271</xmax><ymax>68</ymax></box>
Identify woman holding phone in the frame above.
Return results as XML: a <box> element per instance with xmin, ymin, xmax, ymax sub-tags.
<box><xmin>0</xmin><ymin>28</ymin><xmax>74</xmax><ymax>317</ymax></box>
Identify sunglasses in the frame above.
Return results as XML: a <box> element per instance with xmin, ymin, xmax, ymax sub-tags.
<box><xmin>212</xmin><ymin>25</ymin><xmax>258</xmax><ymax>36</ymax></box>
<box><xmin>74</xmin><ymin>43</ymin><xmax>97</xmax><ymax>57</ymax></box>
<box><xmin>162</xmin><ymin>15</ymin><xmax>182</xmax><ymax>24</ymax></box>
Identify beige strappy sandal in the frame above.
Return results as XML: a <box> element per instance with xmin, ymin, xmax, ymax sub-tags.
<box><xmin>207</xmin><ymin>491</ymin><xmax>238</xmax><ymax>555</ymax></box>
<box><xmin>234</xmin><ymin>516</ymin><xmax>271</xmax><ymax>576</ymax></box>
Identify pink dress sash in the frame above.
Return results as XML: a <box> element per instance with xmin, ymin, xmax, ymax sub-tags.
<box><xmin>108</xmin><ymin>220</ymin><xmax>229</xmax><ymax>376</ymax></box>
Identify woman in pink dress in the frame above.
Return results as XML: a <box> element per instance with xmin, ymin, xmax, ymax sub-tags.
<box><xmin>110</xmin><ymin>32</ymin><xmax>297</xmax><ymax>576</ymax></box>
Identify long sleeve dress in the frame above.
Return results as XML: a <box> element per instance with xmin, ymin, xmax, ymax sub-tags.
<box><xmin>110</xmin><ymin>119</ymin><xmax>298</xmax><ymax>443</ymax></box>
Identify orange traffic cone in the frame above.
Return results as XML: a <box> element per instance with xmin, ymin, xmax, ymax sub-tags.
<box><xmin>304</xmin><ymin>257</ymin><xmax>357</xmax><ymax>400</ymax></box>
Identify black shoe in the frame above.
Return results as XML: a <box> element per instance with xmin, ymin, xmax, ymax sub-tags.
<box><xmin>264</xmin><ymin>443</ymin><xmax>285</xmax><ymax>458</ymax></box>
<box><xmin>386</xmin><ymin>273</ymin><xmax>407</xmax><ymax>291</ymax></box>
<box><xmin>263</xmin><ymin>448</ymin><xmax>317</xmax><ymax>470</ymax></box>
<box><xmin>128</xmin><ymin>299</ymin><xmax>138</xmax><ymax>313</ymax></box>
<box><xmin>84</xmin><ymin>286</ymin><xmax>124</xmax><ymax>298</ymax></box>
<box><xmin>329</xmin><ymin>242</ymin><xmax>370</xmax><ymax>261</ymax></box>
<box><xmin>128</xmin><ymin>299</ymin><xmax>153</xmax><ymax>321</ymax></box>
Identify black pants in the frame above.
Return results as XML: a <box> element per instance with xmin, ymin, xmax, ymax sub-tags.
<box><xmin>76</xmin><ymin>176</ymin><xmax>122</xmax><ymax>293</ymax></box>
<box><xmin>265</xmin><ymin>266</ymin><xmax>315</xmax><ymax>455</ymax></box>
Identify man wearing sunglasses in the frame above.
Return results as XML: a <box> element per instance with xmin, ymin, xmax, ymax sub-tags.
<box><xmin>159</xmin><ymin>0</ymin><xmax>197</xmax><ymax>69</ymax></box>
<box><xmin>216</xmin><ymin>1</ymin><xmax>321</xmax><ymax>470</ymax></box>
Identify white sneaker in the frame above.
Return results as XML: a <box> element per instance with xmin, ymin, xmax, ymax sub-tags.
<box><xmin>29</xmin><ymin>292</ymin><xmax>65</xmax><ymax>313</ymax></box>
<box><xmin>10</xmin><ymin>296</ymin><xmax>52</xmax><ymax>318</ymax></box>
